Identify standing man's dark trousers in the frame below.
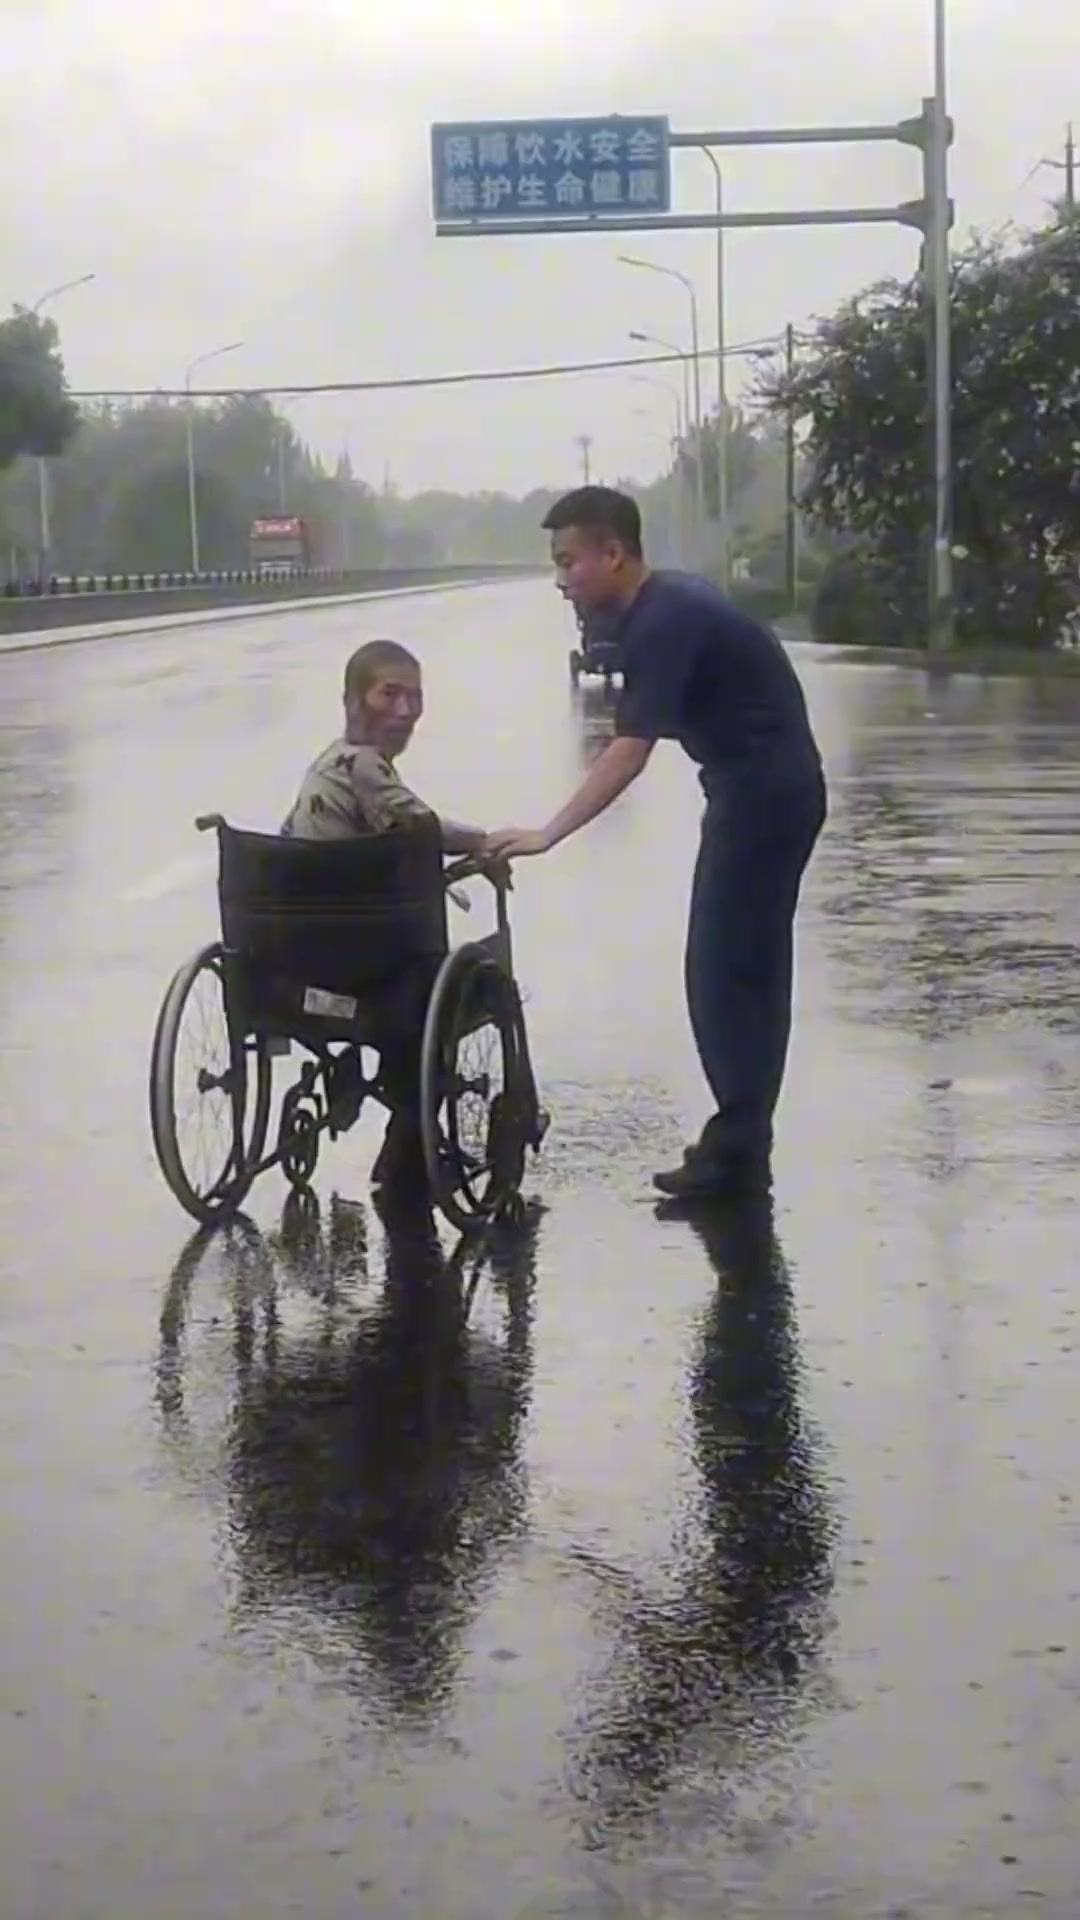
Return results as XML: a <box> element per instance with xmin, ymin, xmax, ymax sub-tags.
<box><xmin>684</xmin><ymin>763</ymin><xmax>827</xmax><ymax>1167</ymax></box>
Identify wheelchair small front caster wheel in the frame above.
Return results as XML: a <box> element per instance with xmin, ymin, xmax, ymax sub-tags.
<box><xmin>280</xmin><ymin>1096</ymin><xmax>321</xmax><ymax>1190</ymax></box>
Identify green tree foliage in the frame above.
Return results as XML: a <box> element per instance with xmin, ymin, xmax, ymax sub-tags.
<box><xmin>0</xmin><ymin>393</ymin><xmax>386</xmax><ymax>575</ymax></box>
<box><xmin>0</xmin><ymin>309</ymin><xmax>79</xmax><ymax>469</ymax></box>
<box><xmin>763</xmin><ymin>211</ymin><xmax>1080</xmax><ymax>647</ymax></box>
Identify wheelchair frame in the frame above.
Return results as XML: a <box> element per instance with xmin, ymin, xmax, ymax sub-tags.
<box><xmin>149</xmin><ymin>815</ymin><xmax>548</xmax><ymax>1234</ymax></box>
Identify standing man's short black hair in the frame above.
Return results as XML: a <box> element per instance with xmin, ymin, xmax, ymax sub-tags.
<box><xmin>541</xmin><ymin>487</ymin><xmax>643</xmax><ymax>559</ymax></box>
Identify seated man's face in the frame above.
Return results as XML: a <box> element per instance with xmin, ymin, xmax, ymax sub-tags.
<box><xmin>349</xmin><ymin>665</ymin><xmax>424</xmax><ymax>760</ymax></box>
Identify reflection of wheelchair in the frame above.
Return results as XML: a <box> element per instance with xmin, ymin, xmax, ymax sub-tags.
<box><xmin>149</xmin><ymin>813</ymin><xmax>549</xmax><ymax>1235</ymax></box>
<box><xmin>156</xmin><ymin>1193</ymin><xmax>541</xmax><ymax>1725</ymax></box>
<box><xmin>568</xmin><ymin>609</ymin><xmax>623</xmax><ymax>689</ymax></box>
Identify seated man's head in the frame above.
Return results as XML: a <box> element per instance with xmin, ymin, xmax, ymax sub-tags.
<box><xmin>542</xmin><ymin>486</ymin><xmax>645</xmax><ymax>615</ymax></box>
<box><xmin>343</xmin><ymin>640</ymin><xmax>423</xmax><ymax>760</ymax></box>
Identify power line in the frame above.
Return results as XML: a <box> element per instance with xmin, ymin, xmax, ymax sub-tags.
<box><xmin>68</xmin><ymin>337</ymin><xmax>783</xmax><ymax>402</ymax></box>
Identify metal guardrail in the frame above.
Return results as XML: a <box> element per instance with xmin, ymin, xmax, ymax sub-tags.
<box><xmin>1</xmin><ymin>563</ymin><xmax>544</xmax><ymax>601</ymax></box>
<box><xmin>2</xmin><ymin>566</ymin><xmax>343</xmax><ymax>599</ymax></box>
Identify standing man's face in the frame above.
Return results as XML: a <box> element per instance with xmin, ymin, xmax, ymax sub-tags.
<box><xmin>346</xmin><ymin>666</ymin><xmax>424</xmax><ymax>760</ymax></box>
<box><xmin>551</xmin><ymin>526</ymin><xmax>624</xmax><ymax>613</ymax></box>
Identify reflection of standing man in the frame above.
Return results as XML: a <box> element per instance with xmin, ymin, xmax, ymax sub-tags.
<box><xmin>561</xmin><ymin>1193</ymin><xmax>836</xmax><ymax>1833</ymax></box>
<box><xmin>487</xmin><ymin>487</ymin><xmax>826</xmax><ymax>1198</ymax></box>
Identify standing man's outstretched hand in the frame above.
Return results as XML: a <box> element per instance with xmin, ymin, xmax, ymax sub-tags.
<box><xmin>483</xmin><ymin>739</ymin><xmax>654</xmax><ymax>866</ymax></box>
<box><xmin>483</xmin><ymin>827</ymin><xmax>552</xmax><ymax>860</ymax></box>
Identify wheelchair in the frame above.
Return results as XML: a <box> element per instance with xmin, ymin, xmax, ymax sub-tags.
<box><xmin>149</xmin><ymin>812</ymin><xmax>549</xmax><ymax>1235</ymax></box>
<box><xmin>568</xmin><ymin>607</ymin><xmax>623</xmax><ymax>689</ymax></box>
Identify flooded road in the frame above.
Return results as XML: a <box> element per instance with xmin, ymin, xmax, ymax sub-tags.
<box><xmin>2</xmin><ymin>584</ymin><xmax>1079</xmax><ymax>1917</ymax></box>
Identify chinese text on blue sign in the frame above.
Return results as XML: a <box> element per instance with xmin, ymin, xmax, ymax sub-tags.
<box><xmin>431</xmin><ymin>117</ymin><xmax>671</xmax><ymax>222</ymax></box>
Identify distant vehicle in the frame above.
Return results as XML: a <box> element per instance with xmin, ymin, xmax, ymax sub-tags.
<box><xmin>249</xmin><ymin>516</ymin><xmax>319</xmax><ymax>576</ymax></box>
<box><xmin>568</xmin><ymin>605</ymin><xmax>624</xmax><ymax>688</ymax></box>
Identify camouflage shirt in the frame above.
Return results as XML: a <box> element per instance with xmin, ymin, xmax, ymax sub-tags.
<box><xmin>281</xmin><ymin>739</ymin><xmax>434</xmax><ymax>841</ymax></box>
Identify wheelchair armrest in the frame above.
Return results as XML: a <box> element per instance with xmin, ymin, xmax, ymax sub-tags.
<box><xmin>195</xmin><ymin>813</ymin><xmax>226</xmax><ymax>834</ymax></box>
<box><xmin>444</xmin><ymin>854</ymin><xmax>513</xmax><ymax>894</ymax></box>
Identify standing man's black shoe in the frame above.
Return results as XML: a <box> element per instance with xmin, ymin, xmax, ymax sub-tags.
<box><xmin>652</xmin><ymin>1146</ymin><xmax>770</xmax><ymax>1200</ymax></box>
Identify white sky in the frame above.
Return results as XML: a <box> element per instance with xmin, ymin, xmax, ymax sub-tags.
<box><xmin>6</xmin><ymin>0</ymin><xmax>1079</xmax><ymax>495</ymax></box>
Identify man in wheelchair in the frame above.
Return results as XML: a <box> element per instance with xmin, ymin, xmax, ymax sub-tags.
<box><xmin>282</xmin><ymin>639</ymin><xmax>488</xmax><ymax>1193</ymax></box>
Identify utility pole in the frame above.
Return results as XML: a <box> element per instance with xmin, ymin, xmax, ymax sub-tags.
<box><xmin>276</xmin><ymin>425</ymin><xmax>289</xmax><ymax>513</ymax></box>
<box><xmin>576</xmin><ymin>434</ymin><xmax>593</xmax><ymax>483</ymax></box>
<box><xmin>1042</xmin><ymin>124</ymin><xmax>1077</xmax><ymax>211</ymax></box>
<box><xmin>925</xmin><ymin>38</ymin><xmax>955</xmax><ymax>652</ymax></box>
<box><xmin>784</xmin><ymin>323</ymin><xmax>798</xmax><ymax>608</ymax></box>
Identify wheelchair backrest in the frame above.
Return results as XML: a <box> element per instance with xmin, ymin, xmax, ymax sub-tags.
<box><xmin>218</xmin><ymin>816</ymin><xmax>448</xmax><ymax>998</ymax></box>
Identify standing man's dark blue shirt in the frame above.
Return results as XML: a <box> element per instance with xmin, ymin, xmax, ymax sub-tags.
<box><xmin>613</xmin><ymin>572</ymin><xmax>820</xmax><ymax>793</ymax></box>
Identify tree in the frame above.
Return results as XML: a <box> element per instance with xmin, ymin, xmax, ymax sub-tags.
<box><xmin>107</xmin><ymin>463</ymin><xmax>246</xmax><ymax>572</ymax></box>
<box><xmin>762</xmin><ymin>212</ymin><xmax>1080</xmax><ymax>647</ymax></box>
<box><xmin>0</xmin><ymin>309</ymin><xmax>79</xmax><ymax>470</ymax></box>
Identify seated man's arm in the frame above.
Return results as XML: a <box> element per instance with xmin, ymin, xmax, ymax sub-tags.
<box><xmin>438</xmin><ymin>817</ymin><xmax>487</xmax><ymax>855</ymax></box>
<box><xmin>350</xmin><ymin>749</ymin><xmax>484</xmax><ymax>852</ymax></box>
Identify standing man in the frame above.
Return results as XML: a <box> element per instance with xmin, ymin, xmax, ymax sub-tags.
<box><xmin>486</xmin><ymin>487</ymin><xmax>826</xmax><ymax>1199</ymax></box>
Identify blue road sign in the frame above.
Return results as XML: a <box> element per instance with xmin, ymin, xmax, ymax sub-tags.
<box><xmin>431</xmin><ymin>116</ymin><xmax>671</xmax><ymax>223</ymax></box>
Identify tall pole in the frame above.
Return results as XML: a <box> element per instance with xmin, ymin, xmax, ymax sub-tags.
<box><xmin>185</xmin><ymin>382</ymin><xmax>199</xmax><ymax>575</ymax></box>
<box><xmin>687</xmin><ymin>288</ymin><xmax>704</xmax><ymax>572</ymax></box>
<box><xmin>277</xmin><ymin>425</ymin><xmax>288</xmax><ymax>513</ymax></box>
<box><xmin>184</xmin><ymin>340</ymin><xmax>244</xmax><ymax>575</ymax></box>
<box><xmin>929</xmin><ymin>0</ymin><xmax>954</xmax><ymax>651</ymax></box>
<box><xmin>1067</xmin><ymin>123</ymin><xmax>1077</xmax><ymax>213</ymax></box>
<box><xmin>701</xmin><ymin>148</ymin><xmax>729</xmax><ymax>590</ymax></box>
<box><xmin>619</xmin><ymin>255</ymin><xmax>705</xmax><ymax>569</ymax></box>
<box><xmin>629</xmin><ymin>331</ymin><xmax>691</xmax><ymax>442</ymax></box>
<box><xmin>631</xmin><ymin>374</ymin><xmax>685</xmax><ymax>563</ymax></box>
<box><xmin>784</xmin><ymin>323</ymin><xmax>798</xmax><ymax>607</ymax></box>
<box><xmin>37</xmin><ymin>457</ymin><xmax>51</xmax><ymax>588</ymax></box>
<box><xmin>576</xmin><ymin>434</ymin><xmax>593</xmax><ymax>483</ymax></box>
<box><xmin>629</xmin><ymin>336</ymin><xmax>693</xmax><ymax>564</ymax></box>
<box><xmin>30</xmin><ymin>274</ymin><xmax>95</xmax><ymax>586</ymax></box>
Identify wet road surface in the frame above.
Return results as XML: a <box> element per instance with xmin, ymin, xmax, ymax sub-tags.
<box><xmin>2</xmin><ymin>585</ymin><xmax>1079</xmax><ymax>1917</ymax></box>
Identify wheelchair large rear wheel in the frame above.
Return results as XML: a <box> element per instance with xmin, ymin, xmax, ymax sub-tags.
<box><xmin>150</xmin><ymin>943</ymin><xmax>272</xmax><ymax>1225</ymax></box>
<box><xmin>420</xmin><ymin>946</ymin><xmax>530</xmax><ymax>1234</ymax></box>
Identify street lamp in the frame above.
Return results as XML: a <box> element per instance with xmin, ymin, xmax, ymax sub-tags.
<box><xmin>618</xmin><ymin>255</ymin><xmax>705</xmax><ymax>567</ymax></box>
<box><xmin>30</xmin><ymin>274</ymin><xmax>96</xmax><ymax>586</ymax></box>
<box><xmin>184</xmin><ymin>340</ymin><xmax>244</xmax><ymax>574</ymax></box>
<box><xmin>31</xmin><ymin>274</ymin><xmax>96</xmax><ymax>316</ymax></box>
<box><xmin>698</xmin><ymin>149</ymin><xmax>729</xmax><ymax>590</ymax></box>
<box><xmin>628</xmin><ymin>330</ymin><xmax>692</xmax><ymax>437</ymax></box>
<box><xmin>629</xmin><ymin>374</ymin><xmax>682</xmax><ymax>444</ymax></box>
<box><xmin>630</xmin><ymin>377</ymin><xmax>687</xmax><ymax>563</ymax></box>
